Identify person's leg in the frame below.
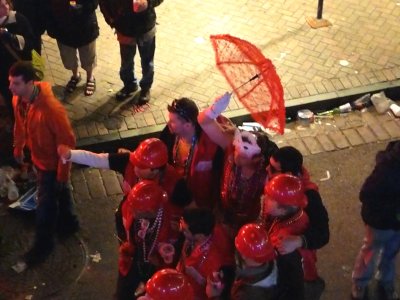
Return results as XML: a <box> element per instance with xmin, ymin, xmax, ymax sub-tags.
<box><xmin>277</xmin><ymin>251</ymin><xmax>305</xmax><ymax>300</ymax></box>
<box><xmin>137</xmin><ymin>36</ymin><xmax>155</xmax><ymax>92</ymax></box>
<box><xmin>24</xmin><ymin>170</ymin><xmax>58</xmax><ymax>266</ymax></box>
<box><xmin>117</xmin><ymin>42</ymin><xmax>138</xmax><ymax>100</ymax></box>
<box><xmin>57</xmin><ymin>41</ymin><xmax>81</xmax><ymax>92</ymax></box>
<box><xmin>115</xmin><ymin>257</ymin><xmax>142</xmax><ymax>300</ymax></box>
<box><xmin>351</xmin><ymin>225</ymin><xmax>390</xmax><ymax>298</ymax></box>
<box><xmin>137</xmin><ymin>34</ymin><xmax>155</xmax><ymax>104</ymax></box>
<box><xmin>375</xmin><ymin>229</ymin><xmax>400</xmax><ymax>298</ymax></box>
<box><xmin>300</xmin><ymin>249</ymin><xmax>319</xmax><ymax>281</ymax></box>
<box><xmin>56</xmin><ymin>182</ymin><xmax>80</xmax><ymax>238</ymax></box>
<box><xmin>78</xmin><ymin>40</ymin><xmax>97</xmax><ymax>96</ymax></box>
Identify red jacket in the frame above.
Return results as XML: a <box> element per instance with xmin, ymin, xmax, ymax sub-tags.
<box><xmin>187</xmin><ymin>132</ymin><xmax>220</xmax><ymax>209</ymax></box>
<box><xmin>177</xmin><ymin>225</ymin><xmax>235</xmax><ymax>300</ymax></box>
<box><xmin>265</xmin><ymin>210</ymin><xmax>309</xmax><ymax>247</ymax></box>
<box><xmin>13</xmin><ymin>82</ymin><xmax>75</xmax><ymax>182</ymax></box>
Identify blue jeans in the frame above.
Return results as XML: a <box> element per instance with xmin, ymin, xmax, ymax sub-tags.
<box><xmin>352</xmin><ymin>225</ymin><xmax>400</xmax><ymax>288</ymax></box>
<box><xmin>119</xmin><ymin>36</ymin><xmax>155</xmax><ymax>90</ymax></box>
<box><xmin>25</xmin><ymin>170</ymin><xmax>79</xmax><ymax>265</ymax></box>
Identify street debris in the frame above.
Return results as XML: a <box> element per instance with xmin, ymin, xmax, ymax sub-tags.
<box><xmin>194</xmin><ymin>37</ymin><xmax>205</xmax><ymax>44</ymax></box>
<box><xmin>90</xmin><ymin>252</ymin><xmax>102</xmax><ymax>263</ymax></box>
<box><xmin>12</xmin><ymin>261</ymin><xmax>28</xmax><ymax>273</ymax></box>
<box><xmin>317</xmin><ymin>93</ymin><xmax>372</xmax><ymax>116</ymax></box>
<box><xmin>371</xmin><ymin>91</ymin><xmax>392</xmax><ymax>114</ymax></box>
<box><xmin>297</xmin><ymin>109</ymin><xmax>314</xmax><ymax>127</ymax></box>
<box><xmin>390</xmin><ymin>103</ymin><xmax>400</xmax><ymax>117</ymax></box>
<box><xmin>25</xmin><ymin>295</ymin><xmax>33</xmax><ymax>300</ymax></box>
<box><xmin>339</xmin><ymin>59</ymin><xmax>350</xmax><ymax>66</ymax></box>
<box><xmin>320</xmin><ymin>170</ymin><xmax>331</xmax><ymax>182</ymax></box>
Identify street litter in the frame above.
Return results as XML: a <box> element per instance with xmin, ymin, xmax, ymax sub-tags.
<box><xmin>390</xmin><ymin>103</ymin><xmax>400</xmax><ymax>117</ymax></box>
<box><xmin>90</xmin><ymin>252</ymin><xmax>102</xmax><ymax>263</ymax></box>
<box><xmin>8</xmin><ymin>187</ymin><xmax>37</xmax><ymax>211</ymax></box>
<box><xmin>371</xmin><ymin>91</ymin><xmax>392</xmax><ymax>114</ymax></box>
<box><xmin>25</xmin><ymin>295</ymin><xmax>33</xmax><ymax>300</ymax></box>
<box><xmin>339</xmin><ymin>59</ymin><xmax>350</xmax><ymax>66</ymax></box>
<box><xmin>297</xmin><ymin>109</ymin><xmax>314</xmax><ymax>127</ymax></box>
<box><xmin>320</xmin><ymin>170</ymin><xmax>331</xmax><ymax>181</ymax></box>
<box><xmin>12</xmin><ymin>261</ymin><xmax>28</xmax><ymax>273</ymax></box>
<box><xmin>317</xmin><ymin>93</ymin><xmax>372</xmax><ymax>116</ymax></box>
<box><xmin>341</xmin><ymin>265</ymin><xmax>351</xmax><ymax>272</ymax></box>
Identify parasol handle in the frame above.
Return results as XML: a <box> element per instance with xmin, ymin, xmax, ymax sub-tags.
<box><xmin>233</xmin><ymin>73</ymin><xmax>260</xmax><ymax>92</ymax></box>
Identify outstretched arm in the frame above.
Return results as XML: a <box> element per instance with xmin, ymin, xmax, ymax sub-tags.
<box><xmin>58</xmin><ymin>145</ymin><xmax>110</xmax><ymax>169</ymax></box>
<box><xmin>198</xmin><ymin>92</ymin><xmax>234</xmax><ymax>150</ymax></box>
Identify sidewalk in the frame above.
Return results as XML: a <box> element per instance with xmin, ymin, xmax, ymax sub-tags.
<box><xmin>38</xmin><ymin>0</ymin><xmax>400</xmax><ymax>147</ymax></box>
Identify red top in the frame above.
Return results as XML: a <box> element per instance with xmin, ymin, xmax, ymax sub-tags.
<box><xmin>177</xmin><ymin>225</ymin><xmax>235</xmax><ymax>299</ymax></box>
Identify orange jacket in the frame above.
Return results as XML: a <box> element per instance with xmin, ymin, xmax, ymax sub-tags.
<box><xmin>13</xmin><ymin>82</ymin><xmax>75</xmax><ymax>182</ymax></box>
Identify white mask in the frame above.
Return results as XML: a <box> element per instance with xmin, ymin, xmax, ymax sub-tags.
<box><xmin>233</xmin><ymin>129</ymin><xmax>261</xmax><ymax>158</ymax></box>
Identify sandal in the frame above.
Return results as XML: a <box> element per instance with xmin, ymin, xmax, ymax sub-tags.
<box><xmin>66</xmin><ymin>74</ymin><xmax>81</xmax><ymax>93</ymax></box>
<box><xmin>84</xmin><ymin>78</ymin><xmax>96</xmax><ymax>96</ymax></box>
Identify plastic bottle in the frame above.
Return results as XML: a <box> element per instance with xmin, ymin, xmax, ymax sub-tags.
<box><xmin>317</xmin><ymin>108</ymin><xmax>341</xmax><ymax>116</ymax></box>
<box><xmin>338</xmin><ymin>94</ymin><xmax>371</xmax><ymax>113</ymax></box>
<box><xmin>352</xmin><ymin>94</ymin><xmax>372</xmax><ymax>110</ymax></box>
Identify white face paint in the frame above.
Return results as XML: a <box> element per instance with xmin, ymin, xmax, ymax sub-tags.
<box><xmin>233</xmin><ymin>129</ymin><xmax>261</xmax><ymax>159</ymax></box>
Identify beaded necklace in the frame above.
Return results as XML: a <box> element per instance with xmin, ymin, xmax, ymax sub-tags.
<box><xmin>173</xmin><ymin>135</ymin><xmax>197</xmax><ymax>179</ymax></box>
<box><xmin>138</xmin><ymin>208</ymin><xmax>163</xmax><ymax>263</ymax></box>
<box><xmin>221</xmin><ymin>155</ymin><xmax>266</xmax><ymax>210</ymax></box>
<box><xmin>266</xmin><ymin>210</ymin><xmax>305</xmax><ymax>236</ymax></box>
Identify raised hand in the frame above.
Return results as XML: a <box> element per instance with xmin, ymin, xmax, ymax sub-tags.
<box><xmin>204</xmin><ymin>92</ymin><xmax>232</xmax><ymax>119</ymax></box>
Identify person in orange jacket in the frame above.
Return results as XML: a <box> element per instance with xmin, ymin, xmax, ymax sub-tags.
<box><xmin>118</xmin><ymin>181</ymin><xmax>180</xmax><ymax>300</ymax></box>
<box><xmin>10</xmin><ymin>61</ymin><xmax>78</xmax><ymax>269</ymax></box>
<box><xmin>177</xmin><ymin>208</ymin><xmax>235</xmax><ymax>300</ymax></box>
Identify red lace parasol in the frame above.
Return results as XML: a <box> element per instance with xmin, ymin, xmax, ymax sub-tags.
<box><xmin>210</xmin><ymin>34</ymin><xmax>285</xmax><ymax>134</ymax></box>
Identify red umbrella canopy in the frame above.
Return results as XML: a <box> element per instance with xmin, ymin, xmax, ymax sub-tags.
<box><xmin>210</xmin><ymin>34</ymin><xmax>285</xmax><ymax>134</ymax></box>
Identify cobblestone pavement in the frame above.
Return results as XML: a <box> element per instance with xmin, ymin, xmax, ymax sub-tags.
<box><xmin>1</xmin><ymin>106</ymin><xmax>400</xmax><ymax>299</ymax></box>
<box><xmin>38</xmin><ymin>0</ymin><xmax>400</xmax><ymax>146</ymax></box>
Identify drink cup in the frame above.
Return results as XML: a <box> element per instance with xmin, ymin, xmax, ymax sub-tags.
<box><xmin>159</xmin><ymin>243</ymin><xmax>175</xmax><ymax>264</ymax></box>
<box><xmin>133</xmin><ymin>0</ymin><xmax>140</xmax><ymax>12</ymax></box>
